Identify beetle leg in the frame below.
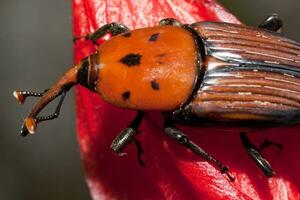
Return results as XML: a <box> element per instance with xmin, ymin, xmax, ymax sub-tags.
<box><xmin>259</xmin><ymin>139</ymin><xmax>283</xmax><ymax>152</ymax></box>
<box><xmin>110</xmin><ymin>111</ymin><xmax>145</xmax><ymax>165</ymax></box>
<box><xmin>73</xmin><ymin>23</ymin><xmax>129</xmax><ymax>44</ymax></box>
<box><xmin>159</xmin><ymin>18</ymin><xmax>183</xmax><ymax>26</ymax></box>
<box><xmin>20</xmin><ymin>90</ymin><xmax>67</xmax><ymax>137</ymax></box>
<box><xmin>164</xmin><ymin>117</ymin><xmax>235</xmax><ymax>181</ymax></box>
<box><xmin>259</xmin><ymin>14</ymin><xmax>283</xmax><ymax>32</ymax></box>
<box><xmin>240</xmin><ymin>132</ymin><xmax>275</xmax><ymax>177</ymax></box>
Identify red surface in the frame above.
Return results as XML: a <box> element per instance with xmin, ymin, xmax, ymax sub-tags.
<box><xmin>72</xmin><ymin>0</ymin><xmax>300</xmax><ymax>199</ymax></box>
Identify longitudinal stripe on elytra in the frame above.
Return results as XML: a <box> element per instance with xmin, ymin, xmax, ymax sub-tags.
<box><xmin>206</xmin><ymin>36</ymin><xmax>300</xmax><ymax>54</ymax></box>
<box><xmin>192</xmin><ymin>100</ymin><xmax>299</xmax><ymax>118</ymax></box>
<box><xmin>205</xmin><ymin>71</ymin><xmax>300</xmax><ymax>84</ymax></box>
<box><xmin>195</xmin><ymin>92</ymin><xmax>300</xmax><ymax>108</ymax></box>
<box><xmin>204</xmin><ymin>64</ymin><xmax>300</xmax><ymax>78</ymax></box>
<box><xmin>192</xmin><ymin>101</ymin><xmax>296</xmax><ymax>113</ymax></box>
<box><xmin>198</xmin><ymin>22</ymin><xmax>300</xmax><ymax>46</ymax></box>
<box><xmin>200</xmin><ymin>85</ymin><xmax>300</xmax><ymax>104</ymax></box>
<box><xmin>203</xmin><ymin>31</ymin><xmax>300</xmax><ymax>49</ymax></box>
<box><xmin>208</xmin><ymin>47</ymin><xmax>300</xmax><ymax>66</ymax></box>
<box><xmin>203</xmin><ymin>77</ymin><xmax>300</xmax><ymax>92</ymax></box>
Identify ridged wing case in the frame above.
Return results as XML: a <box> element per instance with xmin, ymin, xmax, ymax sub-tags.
<box><xmin>188</xmin><ymin>22</ymin><xmax>300</xmax><ymax>124</ymax></box>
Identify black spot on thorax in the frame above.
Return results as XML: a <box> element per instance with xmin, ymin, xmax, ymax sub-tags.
<box><xmin>151</xmin><ymin>80</ymin><xmax>160</xmax><ymax>90</ymax></box>
<box><xmin>120</xmin><ymin>54</ymin><xmax>142</xmax><ymax>66</ymax></box>
<box><xmin>122</xmin><ymin>91</ymin><xmax>131</xmax><ymax>100</ymax></box>
<box><xmin>149</xmin><ymin>33</ymin><xmax>160</xmax><ymax>42</ymax></box>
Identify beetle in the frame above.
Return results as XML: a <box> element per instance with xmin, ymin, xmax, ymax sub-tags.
<box><xmin>14</xmin><ymin>14</ymin><xmax>300</xmax><ymax>181</ymax></box>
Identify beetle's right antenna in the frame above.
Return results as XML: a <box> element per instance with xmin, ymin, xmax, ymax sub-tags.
<box><xmin>13</xmin><ymin>90</ymin><xmax>46</xmax><ymax>104</ymax></box>
<box><xmin>13</xmin><ymin>63</ymin><xmax>82</xmax><ymax>136</ymax></box>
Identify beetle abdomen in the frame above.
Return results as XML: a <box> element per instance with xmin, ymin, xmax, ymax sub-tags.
<box><xmin>190</xmin><ymin>22</ymin><xmax>300</xmax><ymax>123</ymax></box>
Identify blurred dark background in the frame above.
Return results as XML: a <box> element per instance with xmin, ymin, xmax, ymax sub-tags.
<box><xmin>0</xmin><ymin>0</ymin><xmax>299</xmax><ymax>199</ymax></box>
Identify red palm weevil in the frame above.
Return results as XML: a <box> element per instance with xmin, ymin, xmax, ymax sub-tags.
<box><xmin>14</xmin><ymin>15</ymin><xmax>300</xmax><ymax>181</ymax></box>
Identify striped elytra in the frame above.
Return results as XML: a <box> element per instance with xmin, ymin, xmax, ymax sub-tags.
<box><xmin>186</xmin><ymin>22</ymin><xmax>300</xmax><ymax>123</ymax></box>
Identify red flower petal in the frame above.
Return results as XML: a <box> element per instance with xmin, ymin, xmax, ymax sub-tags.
<box><xmin>73</xmin><ymin>1</ymin><xmax>300</xmax><ymax>199</ymax></box>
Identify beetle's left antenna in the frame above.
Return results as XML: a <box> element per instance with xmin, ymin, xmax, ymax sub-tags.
<box><xmin>13</xmin><ymin>63</ymin><xmax>82</xmax><ymax>136</ymax></box>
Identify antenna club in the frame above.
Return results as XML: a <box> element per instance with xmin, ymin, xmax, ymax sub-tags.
<box><xmin>13</xmin><ymin>90</ymin><xmax>25</xmax><ymax>104</ymax></box>
<box><xmin>25</xmin><ymin>117</ymin><xmax>37</xmax><ymax>134</ymax></box>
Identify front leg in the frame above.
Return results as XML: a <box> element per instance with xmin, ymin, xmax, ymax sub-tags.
<box><xmin>74</xmin><ymin>22</ymin><xmax>129</xmax><ymax>44</ymax></box>
<box><xmin>164</xmin><ymin>116</ymin><xmax>235</xmax><ymax>181</ymax></box>
<box><xmin>110</xmin><ymin>111</ymin><xmax>145</xmax><ymax>165</ymax></box>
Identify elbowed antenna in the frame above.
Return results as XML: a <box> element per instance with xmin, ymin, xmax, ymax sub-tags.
<box><xmin>14</xmin><ymin>53</ymin><xmax>99</xmax><ymax>136</ymax></box>
<box><xmin>13</xmin><ymin>56</ymin><xmax>93</xmax><ymax>136</ymax></box>
<box><xmin>14</xmin><ymin>64</ymin><xmax>80</xmax><ymax>136</ymax></box>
